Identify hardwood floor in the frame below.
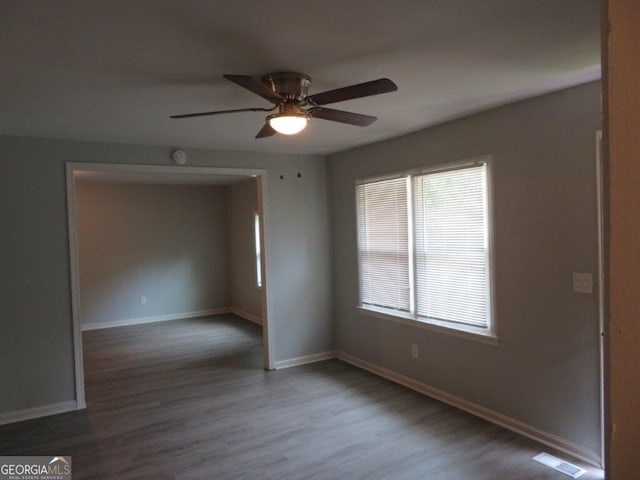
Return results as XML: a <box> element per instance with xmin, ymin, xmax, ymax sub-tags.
<box><xmin>0</xmin><ymin>315</ymin><xmax>602</xmax><ymax>479</ymax></box>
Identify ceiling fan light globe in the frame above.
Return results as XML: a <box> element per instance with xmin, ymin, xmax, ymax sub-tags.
<box><xmin>268</xmin><ymin>114</ymin><xmax>308</xmax><ymax>135</ymax></box>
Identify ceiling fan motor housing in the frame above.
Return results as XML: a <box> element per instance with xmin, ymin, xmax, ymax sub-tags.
<box><xmin>262</xmin><ymin>72</ymin><xmax>311</xmax><ymax>103</ymax></box>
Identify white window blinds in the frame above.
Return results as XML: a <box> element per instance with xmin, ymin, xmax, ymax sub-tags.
<box><xmin>357</xmin><ymin>177</ymin><xmax>410</xmax><ymax>312</ymax></box>
<box><xmin>413</xmin><ymin>164</ymin><xmax>489</xmax><ymax>328</ymax></box>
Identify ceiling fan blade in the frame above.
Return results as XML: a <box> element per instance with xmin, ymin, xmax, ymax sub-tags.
<box><xmin>170</xmin><ymin>106</ymin><xmax>274</xmax><ymax>119</ymax></box>
<box><xmin>223</xmin><ymin>74</ymin><xmax>284</xmax><ymax>104</ymax></box>
<box><xmin>308</xmin><ymin>107</ymin><xmax>377</xmax><ymax>126</ymax></box>
<box><xmin>307</xmin><ymin>78</ymin><xmax>398</xmax><ymax>106</ymax></box>
<box><xmin>255</xmin><ymin>123</ymin><xmax>276</xmax><ymax>138</ymax></box>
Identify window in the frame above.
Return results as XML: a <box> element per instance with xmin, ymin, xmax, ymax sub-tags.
<box><xmin>357</xmin><ymin>177</ymin><xmax>410</xmax><ymax>313</ymax></box>
<box><xmin>356</xmin><ymin>159</ymin><xmax>494</xmax><ymax>339</ymax></box>
<box><xmin>254</xmin><ymin>211</ymin><xmax>262</xmax><ymax>288</ymax></box>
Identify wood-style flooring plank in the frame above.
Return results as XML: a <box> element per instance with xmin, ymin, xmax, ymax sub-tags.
<box><xmin>0</xmin><ymin>315</ymin><xmax>602</xmax><ymax>479</ymax></box>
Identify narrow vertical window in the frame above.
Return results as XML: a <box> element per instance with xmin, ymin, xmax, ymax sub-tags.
<box><xmin>254</xmin><ymin>211</ymin><xmax>262</xmax><ymax>288</ymax></box>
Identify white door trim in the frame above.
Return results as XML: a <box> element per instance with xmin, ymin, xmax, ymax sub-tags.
<box><xmin>65</xmin><ymin>162</ymin><xmax>275</xmax><ymax>409</ymax></box>
<box><xmin>65</xmin><ymin>164</ymin><xmax>86</xmax><ymax>409</ymax></box>
<box><xmin>595</xmin><ymin>130</ymin><xmax>605</xmax><ymax>467</ymax></box>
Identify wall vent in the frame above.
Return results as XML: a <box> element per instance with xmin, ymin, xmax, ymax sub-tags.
<box><xmin>533</xmin><ymin>452</ymin><xmax>586</xmax><ymax>478</ymax></box>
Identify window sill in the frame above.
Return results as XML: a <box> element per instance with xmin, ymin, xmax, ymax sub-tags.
<box><xmin>356</xmin><ymin>306</ymin><xmax>499</xmax><ymax>346</ymax></box>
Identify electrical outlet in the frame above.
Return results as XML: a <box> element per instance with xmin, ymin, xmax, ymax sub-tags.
<box><xmin>572</xmin><ymin>273</ymin><xmax>593</xmax><ymax>294</ymax></box>
<box><xmin>411</xmin><ymin>344</ymin><xmax>419</xmax><ymax>359</ymax></box>
<box><xmin>141</xmin><ymin>296</ymin><xmax>147</xmax><ymax>305</ymax></box>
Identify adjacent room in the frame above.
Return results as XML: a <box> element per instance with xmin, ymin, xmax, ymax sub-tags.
<box><xmin>74</xmin><ymin>173</ymin><xmax>263</xmax><ymax>328</ymax></box>
<box><xmin>72</xmin><ymin>170</ymin><xmax>269</xmax><ymax>394</ymax></box>
<box><xmin>2</xmin><ymin>0</ymin><xmax>634</xmax><ymax>479</ymax></box>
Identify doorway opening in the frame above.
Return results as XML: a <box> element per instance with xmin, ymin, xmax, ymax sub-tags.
<box><xmin>66</xmin><ymin>162</ymin><xmax>273</xmax><ymax>409</ymax></box>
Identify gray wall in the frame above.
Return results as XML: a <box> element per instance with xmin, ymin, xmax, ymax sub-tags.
<box><xmin>0</xmin><ymin>82</ymin><xmax>602</xmax><ymax>458</ymax></box>
<box><xmin>76</xmin><ymin>182</ymin><xmax>229</xmax><ymax>328</ymax></box>
<box><xmin>0</xmin><ymin>137</ymin><xmax>332</xmax><ymax>415</ymax></box>
<box><xmin>328</xmin><ymin>81</ymin><xmax>602</xmax><ymax>456</ymax></box>
<box><xmin>227</xmin><ymin>178</ymin><xmax>262</xmax><ymax>320</ymax></box>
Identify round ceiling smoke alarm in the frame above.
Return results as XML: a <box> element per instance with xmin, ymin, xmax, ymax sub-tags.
<box><xmin>172</xmin><ymin>149</ymin><xmax>187</xmax><ymax>165</ymax></box>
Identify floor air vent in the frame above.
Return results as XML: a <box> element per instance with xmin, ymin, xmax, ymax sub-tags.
<box><xmin>533</xmin><ymin>453</ymin><xmax>586</xmax><ymax>478</ymax></box>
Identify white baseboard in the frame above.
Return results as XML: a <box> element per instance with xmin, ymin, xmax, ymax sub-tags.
<box><xmin>0</xmin><ymin>400</ymin><xmax>79</xmax><ymax>426</ymax></box>
<box><xmin>274</xmin><ymin>351</ymin><xmax>337</xmax><ymax>370</ymax></box>
<box><xmin>335</xmin><ymin>352</ymin><xmax>601</xmax><ymax>468</ymax></box>
<box><xmin>81</xmin><ymin>308</ymin><xmax>231</xmax><ymax>331</ymax></box>
<box><xmin>229</xmin><ymin>307</ymin><xmax>263</xmax><ymax>325</ymax></box>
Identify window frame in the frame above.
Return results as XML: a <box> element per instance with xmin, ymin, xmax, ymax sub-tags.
<box><xmin>355</xmin><ymin>155</ymin><xmax>498</xmax><ymax>345</ymax></box>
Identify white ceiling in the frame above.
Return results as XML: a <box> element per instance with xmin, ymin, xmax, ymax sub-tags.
<box><xmin>0</xmin><ymin>0</ymin><xmax>600</xmax><ymax>155</ymax></box>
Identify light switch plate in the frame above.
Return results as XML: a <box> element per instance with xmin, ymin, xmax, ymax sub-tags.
<box><xmin>572</xmin><ymin>273</ymin><xmax>593</xmax><ymax>294</ymax></box>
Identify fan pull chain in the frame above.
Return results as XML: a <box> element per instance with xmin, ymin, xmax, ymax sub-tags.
<box><xmin>296</xmin><ymin>135</ymin><xmax>302</xmax><ymax>179</ymax></box>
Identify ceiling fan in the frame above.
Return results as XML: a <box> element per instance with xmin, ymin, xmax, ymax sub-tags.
<box><xmin>170</xmin><ymin>72</ymin><xmax>398</xmax><ymax>138</ymax></box>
